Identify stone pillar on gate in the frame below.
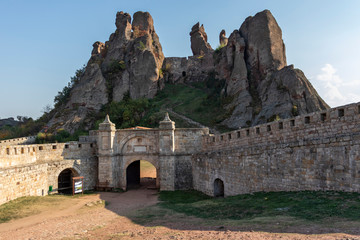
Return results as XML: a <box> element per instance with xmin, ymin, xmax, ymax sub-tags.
<box><xmin>97</xmin><ymin>115</ymin><xmax>116</xmax><ymax>186</ymax></box>
<box><xmin>158</xmin><ymin>112</ymin><xmax>176</xmax><ymax>190</ymax></box>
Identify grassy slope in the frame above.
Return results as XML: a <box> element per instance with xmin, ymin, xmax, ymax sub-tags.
<box><xmin>146</xmin><ymin>83</ymin><xmax>234</xmax><ymax>132</ymax></box>
<box><xmin>131</xmin><ymin>190</ymin><xmax>360</xmax><ymax>224</ymax></box>
<box><xmin>0</xmin><ymin>82</ymin><xmax>233</xmax><ymax>141</ymax></box>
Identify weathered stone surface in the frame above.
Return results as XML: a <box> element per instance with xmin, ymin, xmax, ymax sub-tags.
<box><xmin>104</xmin><ymin>11</ymin><xmax>164</xmax><ymax>100</ymax></box>
<box><xmin>49</xmin><ymin>9</ymin><xmax>328</xmax><ymax>134</ymax></box>
<box><xmin>115</xmin><ymin>11</ymin><xmax>132</xmax><ymax>40</ymax></box>
<box><xmin>223</xmin><ymin>65</ymin><xmax>329</xmax><ymax>129</ymax></box>
<box><xmin>255</xmin><ymin>65</ymin><xmax>329</xmax><ymax>123</ymax></box>
<box><xmin>219</xmin><ymin>29</ymin><xmax>228</xmax><ymax>46</ymax></box>
<box><xmin>91</xmin><ymin>41</ymin><xmax>106</xmax><ymax>56</ymax></box>
<box><xmin>190</xmin><ymin>22</ymin><xmax>213</xmax><ymax>56</ymax></box>
<box><xmin>194</xmin><ymin>103</ymin><xmax>360</xmax><ymax>197</ymax></box>
<box><xmin>49</xmin><ymin>11</ymin><xmax>164</xmax><ymax>132</ymax></box>
<box><xmin>239</xmin><ymin>9</ymin><xmax>287</xmax><ymax>82</ymax></box>
<box><xmin>47</xmin><ymin>63</ymin><xmax>108</xmax><ymax>133</ymax></box>
<box><xmin>162</xmin><ymin>9</ymin><xmax>328</xmax><ymax>130</ymax></box>
<box><xmin>1</xmin><ymin>103</ymin><xmax>359</xmax><ymax>204</ymax></box>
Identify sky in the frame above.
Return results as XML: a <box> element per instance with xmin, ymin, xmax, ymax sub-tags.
<box><xmin>0</xmin><ymin>0</ymin><xmax>359</xmax><ymax>119</ymax></box>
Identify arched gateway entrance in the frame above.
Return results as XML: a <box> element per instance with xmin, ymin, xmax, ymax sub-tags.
<box><xmin>58</xmin><ymin>168</ymin><xmax>79</xmax><ymax>194</ymax></box>
<box><xmin>126</xmin><ymin>160</ymin><xmax>158</xmax><ymax>190</ymax></box>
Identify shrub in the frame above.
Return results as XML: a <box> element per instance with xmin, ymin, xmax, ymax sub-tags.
<box><xmin>138</xmin><ymin>41</ymin><xmax>146</xmax><ymax>51</ymax></box>
<box><xmin>109</xmin><ymin>59</ymin><xmax>126</xmax><ymax>73</ymax></box>
<box><xmin>292</xmin><ymin>105</ymin><xmax>299</xmax><ymax>116</ymax></box>
<box><xmin>214</xmin><ymin>44</ymin><xmax>226</xmax><ymax>54</ymax></box>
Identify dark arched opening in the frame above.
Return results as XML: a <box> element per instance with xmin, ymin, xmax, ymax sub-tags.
<box><xmin>126</xmin><ymin>160</ymin><xmax>157</xmax><ymax>190</ymax></box>
<box><xmin>58</xmin><ymin>168</ymin><xmax>78</xmax><ymax>194</ymax></box>
<box><xmin>214</xmin><ymin>178</ymin><xmax>224</xmax><ymax>197</ymax></box>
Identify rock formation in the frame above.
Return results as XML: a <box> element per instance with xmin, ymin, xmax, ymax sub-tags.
<box><xmin>239</xmin><ymin>10</ymin><xmax>287</xmax><ymax>82</ymax></box>
<box><xmin>163</xmin><ymin>9</ymin><xmax>328</xmax><ymax>129</ymax></box>
<box><xmin>48</xmin><ymin>11</ymin><xmax>164</xmax><ymax>133</ymax></box>
<box><xmin>47</xmin><ymin>9</ymin><xmax>329</xmax><ymax>133</ymax></box>
<box><xmin>190</xmin><ymin>23</ymin><xmax>213</xmax><ymax>56</ymax></box>
<box><xmin>219</xmin><ymin>30</ymin><xmax>228</xmax><ymax>46</ymax></box>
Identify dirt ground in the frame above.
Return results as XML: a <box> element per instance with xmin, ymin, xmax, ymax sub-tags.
<box><xmin>0</xmin><ymin>187</ymin><xmax>359</xmax><ymax>240</ymax></box>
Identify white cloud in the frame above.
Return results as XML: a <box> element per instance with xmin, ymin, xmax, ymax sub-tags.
<box><xmin>315</xmin><ymin>64</ymin><xmax>360</xmax><ymax>107</ymax></box>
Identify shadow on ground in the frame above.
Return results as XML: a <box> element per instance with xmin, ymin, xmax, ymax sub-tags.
<box><xmin>97</xmin><ymin>186</ymin><xmax>360</xmax><ymax>237</ymax></box>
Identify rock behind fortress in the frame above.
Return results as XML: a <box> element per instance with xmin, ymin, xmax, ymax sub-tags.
<box><xmin>164</xmin><ymin>9</ymin><xmax>328</xmax><ymax>129</ymax></box>
<box><xmin>48</xmin><ymin>9</ymin><xmax>328</xmax><ymax>133</ymax></box>
<box><xmin>47</xmin><ymin>11</ymin><xmax>164</xmax><ymax>133</ymax></box>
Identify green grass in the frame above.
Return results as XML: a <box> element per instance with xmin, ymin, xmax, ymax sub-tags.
<box><xmin>0</xmin><ymin>195</ymin><xmax>67</xmax><ymax>223</ymax></box>
<box><xmin>156</xmin><ymin>190</ymin><xmax>360</xmax><ymax>221</ymax></box>
<box><xmin>0</xmin><ymin>192</ymin><xmax>97</xmax><ymax>223</ymax></box>
<box><xmin>148</xmin><ymin>83</ymin><xmax>234</xmax><ymax>132</ymax></box>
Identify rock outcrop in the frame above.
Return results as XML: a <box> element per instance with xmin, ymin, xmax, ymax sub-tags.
<box><xmin>163</xmin><ymin>9</ymin><xmax>328</xmax><ymax>129</ymax></box>
<box><xmin>48</xmin><ymin>11</ymin><xmax>164</xmax><ymax>133</ymax></box>
<box><xmin>47</xmin><ymin>9</ymin><xmax>329</xmax><ymax>133</ymax></box>
<box><xmin>190</xmin><ymin>23</ymin><xmax>213</xmax><ymax>56</ymax></box>
<box><xmin>219</xmin><ymin>30</ymin><xmax>228</xmax><ymax>46</ymax></box>
<box><xmin>239</xmin><ymin>10</ymin><xmax>287</xmax><ymax>82</ymax></box>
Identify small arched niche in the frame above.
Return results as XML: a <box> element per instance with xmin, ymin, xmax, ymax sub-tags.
<box><xmin>214</xmin><ymin>178</ymin><xmax>224</xmax><ymax>197</ymax></box>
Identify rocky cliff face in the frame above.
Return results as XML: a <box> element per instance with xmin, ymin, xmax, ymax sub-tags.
<box><xmin>48</xmin><ymin>11</ymin><xmax>164</xmax><ymax>133</ymax></box>
<box><xmin>48</xmin><ymin>9</ymin><xmax>329</xmax><ymax>133</ymax></box>
<box><xmin>163</xmin><ymin>9</ymin><xmax>328</xmax><ymax>129</ymax></box>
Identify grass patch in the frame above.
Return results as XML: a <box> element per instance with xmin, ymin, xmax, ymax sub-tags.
<box><xmin>0</xmin><ymin>192</ymin><xmax>97</xmax><ymax>223</ymax></box>
<box><xmin>0</xmin><ymin>195</ymin><xmax>69</xmax><ymax>223</ymax></box>
<box><xmin>156</xmin><ymin>190</ymin><xmax>360</xmax><ymax>221</ymax></box>
<box><xmin>148</xmin><ymin>83</ymin><xmax>233</xmax><ymax>132</ymax></box>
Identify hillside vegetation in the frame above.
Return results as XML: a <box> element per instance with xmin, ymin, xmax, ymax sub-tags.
<box><xmin>0</xmin><ymin>80</ymin><xmax>233</xmax><ymax>142</ymax></box>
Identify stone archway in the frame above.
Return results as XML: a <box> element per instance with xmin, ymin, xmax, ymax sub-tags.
<box><xmin>124</xmin><ymin>159</ymin><xmax>159</xmax><ymax>190</ymax></box>
<box><xmin>214</xmin><ymin>178</ymin><xmax>224</xmax><ymax>197</ymax></box>
<box><xmin>58</xmin><ymin>168</ymin><xmax>79</xmax><ymax>194</ymax></box>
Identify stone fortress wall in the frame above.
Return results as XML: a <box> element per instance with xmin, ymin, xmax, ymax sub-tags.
<box><xmin>0</xmin><ymin>102</ymin><xmax>359</xmax><ymax>204</ymax></box>
<box><xmin>0</xmin><ymin>141</ymin><xmax>97</xmax><ymax>205</ymax></box>
<box><xmin>94</xmin><ymin>115</ymin><xmax>209</xmax><ymax>192</ymax></box>
<box><xmin>0</xmin><ymin>136</ymin><xmax>36</xmax><ymax>145</ymax></box>
<box><xmin>192</xmin><ymin>102</ymin><xmax>360</xmax><ymax>196</ymax></box>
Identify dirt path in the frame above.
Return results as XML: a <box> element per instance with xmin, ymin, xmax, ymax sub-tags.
<box><xmin>0</xmin><ymin>189</ymin><xmax>158</xmax><ymax>240</ymax></box>
<box><xmin>0</xmin><ymin>189</ymin><xmax>359</xmax><ymax>240</ymax></box>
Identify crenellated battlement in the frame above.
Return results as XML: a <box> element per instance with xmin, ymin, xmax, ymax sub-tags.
<box><xmin>193</xmin><ymin>102</ymin><xmax>360</xmax><ymax>197</ymax></box>
<box><xmin>202</xmin><ymin>102</ymin><xmax>360</xmax><ymax>151</ymax></box>
<box><xmin>0</xmin><ymin>141</ymin><xmax>96</xmax><ymax>168</ymax></box>
<box><xmin>0</xmin><ymin>103</ymin><xmax>359</xmax><ymax>203</ymax></box>
<box><xmin>0</xmin><ymin>136</ymin><xmax>36</xmax><ymax>146</ymax></box>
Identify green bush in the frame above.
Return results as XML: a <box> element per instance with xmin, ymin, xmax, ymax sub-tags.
<box><xmin>54</xmin><ymin>65</ymin><xmax>86</xmax><ymax>108</ymax></box>
<box><xmin>138</xmin><ymin>41</ymin><xmax>146</xmax><ymax>51</ymax></box>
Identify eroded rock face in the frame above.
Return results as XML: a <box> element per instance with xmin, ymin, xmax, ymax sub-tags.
<box><xmin>48</xmin><ymin>9</ymin><xmax>329</xmax><ymax>133</ymax></box>
<box><xmin>47</xmin><ymin>63</ymin><xmax>108</xmax><ymax>133</ymax></box>
<box><xmin>115</xmin><ymin>11</ymin><xmax>132</xmax><ymax>40</ymax></box>
<box><xmin>190</xmin><ymin>22</ymin><xmax>213</xmax><ymax>56</ymax></box>
<box><xmin>164</xmin><ymin>9</ymin><xmax>328</xmax><ymax>130</ymax></box>
<box><xmin>48</xmin><ymin>11</ymin><xmax>164</xmax><ymax>132</ymax></box>
<box><xmin>91</xmin><ymin>41</ymin><xmax>106</xmax><ymax>56</ymax></box>
<box><xmin>240</xmin><ymin>10</ymin><xmax>287</xmax><ymax>82</ymax></box>
<box><xmin>219</xmin><ymin>30</ymin><xmax>228</xmax><ymax>46</ymax></box>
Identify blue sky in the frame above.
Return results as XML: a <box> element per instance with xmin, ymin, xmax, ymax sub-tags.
<box><xmin>1</xmin><ymin>0</ymin><xmax>359</xmax><ymax>119</ymax></box>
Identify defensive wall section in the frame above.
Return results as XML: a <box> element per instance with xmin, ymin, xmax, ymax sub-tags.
<box><xmin>0</xmin><ymin>136</ymin><xmax>36</xmax><ymax>145</ymax></box>
<box><xmin>1</xmin><ymin>103</ymin><xmax>359</xmax><ymax>204</ymax></box>
<box><xmin>192</xmin><ymin>102</ymin><xmax>360</xmax><ymax>196</ymax></box>
<box><xmin>0</xmin><ymin>141</ymin><xmax>97</xmax><ymax>205</ymax></box>
<box><xmin>93</xmin><ymin>115</ymin><xmax>208</xmax><ymax>191</ymax></box>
